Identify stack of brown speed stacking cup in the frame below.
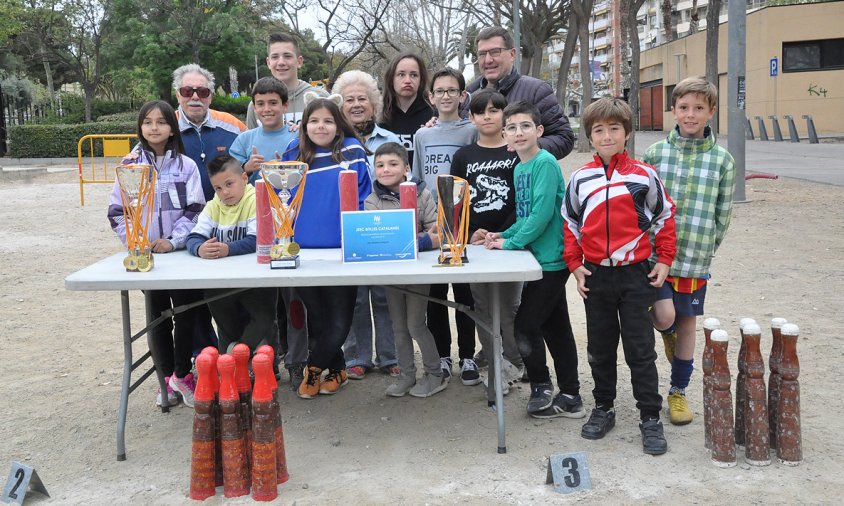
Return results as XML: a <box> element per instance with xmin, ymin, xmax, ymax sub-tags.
<box><xmin>218</xmin><ymin>354</ymin><xmax>249</xmax><ymax>497</ymax></box>
<box><xmin>257</xmin><ymin>345</ymin><xmax>290</xmax><ymax>484</ymax></box>
<box><xmin>187</xmin><ymin>342</ymin><xmax>295</xmax><ymax>500</ymax></box>
<box><xmin>704</xmin><ymin>317</ymin><xmax>802</xmax><ymax>468</ymax></box>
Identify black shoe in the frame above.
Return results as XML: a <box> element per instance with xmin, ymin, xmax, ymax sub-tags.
<box><xmin>526</xmin><ymin>382</ymin><xmax>554</xmax><ymax>414</ymax></box>
<box><xmin>581</xmin><ymin>408</ymin><xmax>616</xmax><ymax>439</ymax></box>
<box><xmin>287</xmin><ymin>363</ymin><xmax>306</xmax><ymax>392</ymax></box>
<box><xmin>459</xmin><ymin>358</ymin><xmax>482</xmax><ymax>386</ymax></box>
<box><xmin>531</xmin><ymin>393</ymin><xmax>586</xmax><ymax>419</ymax></box>
<box><xmin>640</xmin><ymin>418</ymin><xmax>668</xmax><ymax>455</ymax></box>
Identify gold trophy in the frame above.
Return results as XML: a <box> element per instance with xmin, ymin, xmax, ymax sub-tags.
<box><xmin>116</xmin><ymin>163</ymin><xmax>158</xmax><ymax>272</ymax></box>
<box><xmin>260</xmin><ymin>161</ymin><xmax>308</xmax><ymax>269</ymax></box>
<box><xmin>436</xmin><ymin>174</ymin><xmax>470</xmax><ymax>266</ymax></box>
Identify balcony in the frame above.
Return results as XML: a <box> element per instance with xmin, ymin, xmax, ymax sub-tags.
<box><xmin>591</xmin><ymin>17</ymin><xmax>609</xmax><ymax>31</ymax></box>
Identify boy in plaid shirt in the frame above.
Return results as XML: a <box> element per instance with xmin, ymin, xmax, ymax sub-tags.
<box><xmin>643</xmin><ymin>76</ymin><xmax>735</xmax><ymax>425</ymax></box>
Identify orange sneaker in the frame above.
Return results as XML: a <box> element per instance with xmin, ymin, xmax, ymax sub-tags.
<box><xmin>319</xmin><ymin>369</ymin><xmax>349</xmax><ymax>395</ymax></box>
<box><xmin>298</xmin><ymin>365</ymin><xmax>322</xmax><ymax>399</ymax></box>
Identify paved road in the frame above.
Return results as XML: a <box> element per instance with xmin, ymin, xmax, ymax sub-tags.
<box><xmin>634</xmin><ymin>131</ymin><xmax>844</xmax><ymax>186</ymax></box>
<box><xmin>2</xmin><ymin>132</ymin><xmax>843</xmax><ymax>186</ymax></box>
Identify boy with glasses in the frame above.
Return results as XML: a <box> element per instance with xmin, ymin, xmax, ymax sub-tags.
<box><xmin>464</xmin><ymin>26</ymin><xmax>574</xmax><ymax>160</ymax></box>
<box><xmin>411</xmin><ymin>67</ymin><xmax>478</xmax><ymax>382</ymax></box>
<box><xmin>484</xmin><ymin>101</ymin><xmax>583</xmax><ymax>419</ymax></box>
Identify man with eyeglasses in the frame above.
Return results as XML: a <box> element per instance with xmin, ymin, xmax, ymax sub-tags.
<box><xmin>172</xmin><ymin>63</ymin><xmax>246</xmax><ymax>202</ymax></box>
<box><xmin>465</xmin><ymin>27</ymin><xmax>575</xmax><ymax>160</ymax></box>
<box><xmin>246</xmin><ymin>32</ymin><xmax>327</xmax><ymax>130</ymax></box>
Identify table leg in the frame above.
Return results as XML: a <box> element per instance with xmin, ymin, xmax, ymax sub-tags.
<box><xmin>491</xmin><ymin>283</ymin><xmax>506</xmax><ymax>453</ymax></box>
<box><xmin>144</xmin><ymin>290</ymin><xmax>171</xmax><ymax>413</ymax></box>
<box><xmin>117</xmin><ymin>291</ymin><xmax>132</xmax><ymax>461</ymax></box>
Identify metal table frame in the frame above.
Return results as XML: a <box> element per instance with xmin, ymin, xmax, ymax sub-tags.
<box><xmin>65</xmin><ymin>245</ymin><xmax>542</xmax><ymax>460</ymax></box>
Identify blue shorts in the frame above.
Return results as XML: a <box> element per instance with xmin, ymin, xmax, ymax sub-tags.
<box><xmin>656</xmin><ymin>282</ymin><xmax>707</xmax><ymax>317</ymax></box>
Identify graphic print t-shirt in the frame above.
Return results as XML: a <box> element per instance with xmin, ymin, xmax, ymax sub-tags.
<box><xmin>450</xmin><ymin>143</ymin><xmax>518</xmax><ymax>232</ymax></box>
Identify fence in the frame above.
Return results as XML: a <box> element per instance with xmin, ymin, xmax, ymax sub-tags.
<box><xmin>0</xmin><ymin>84</ymin><xmax>66</xmax><ymax>156</ymax></box>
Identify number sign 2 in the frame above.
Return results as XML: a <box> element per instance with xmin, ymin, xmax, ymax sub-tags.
<box><xmin>546</xmin><ymin>452</ymin><xmax>593</xmax><ymax>494</ymax></box>
<box><xmin>1</xmin><ymin>462</ymin><xmax>49</xmax><ymax>505</ymax></box>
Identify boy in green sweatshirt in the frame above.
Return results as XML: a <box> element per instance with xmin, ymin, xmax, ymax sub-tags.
<box><xmin>485</xmin><ymin>101</ymin><xmax>582</xmax><ymax>419</ymax></box>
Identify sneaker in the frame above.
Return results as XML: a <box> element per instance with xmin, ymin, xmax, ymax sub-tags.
<box><xmin>526</xmin><ymin>382</ymin><xmax>554</xmax><ymax>414</ymax></box>
<box><xmin>480</xmin><ymin>371</ymin><xmax>511</xmax><ymax>395</ymax></box>
<box><xmin>155</xmin><ymin>375</ymin><xmax>180</xmax><ymax>407</ymax></box>
<box><xmin>640</xmin><ymin>418</ymin><xmax>668</xmax><ymax>455</ymax></box>
<box><xmin>288</xmin><ymin>363</ymin><xmax>306</xmax><ymax>392</ymax></box>
<box><xmin>667</xmin><ymin>392</ymin><xmax>694</xmax><ymax>425</ymax></box>
<box><xmin>473</xmin><ymin>350</ymin><xmax>488</xmax><ymax>369</ymax></box>
<box><xmin>440</xmin><ymin>357</ymin><xmax>453</xmax><ymax>380</ymax></box>
<box><xmin>530</xmin><ymin>393</ymin><xmax>586</xmax><ymax>419</ymax></box>
<box><xmin>409</xmin><ymin>373</ymin><xmax>448</xmax><ymax>398</ymax></box>
<box><xmin>169</xmin><ymin>373</ymin><xmax>197</xmax><ymax>408</ymax></box>
<box><xmin>581</xmin><ymin>408</ymin><xmax>616</xmax><ymax>440</ymax></box>
<box><xmin>385</xmin><ymin>374</ymin><xmax>416</xmax><ymax>397</ymax></box>
<box><xmin>481</xmin><ymin>358</ymin><xmax>521</xmax><ymax>389</ymax></box>
<box><xmin>319</xmin><ymin>369</ymin><xmax>348</xmax><ymax>395</ymax></box>
<box><xmin>297</xmin><ymin>365</ymin><xmax>322</xmax><ymax>399</ymax></box>
<box><xmin>661</xmin><ymin>330</ymin><xmax>677</xmax><ymax>362</ymax></box>
<box><xmin>381</xmin><ymin>365</ymin><xmax>401</xmax><ymax>377</ymax></box>
<box><xmin>459</xmin><ymin>358</ymin><xmax>482</xmax><ymax>386</ymax></box>
<box><xmin>347</xmin><ymin>365</ymin><xmax>367</xmax><ymax>380</ymax></box>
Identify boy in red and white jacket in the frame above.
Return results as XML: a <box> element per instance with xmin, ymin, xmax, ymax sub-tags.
<box><xmin>562</xmin><ymin>97</ymin><xmax>676</xmax><ymax>455</ymax></box>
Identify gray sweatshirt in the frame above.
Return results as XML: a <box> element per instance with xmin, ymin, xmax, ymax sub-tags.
<box><xmin>411</xmin><ymin>118</ymin><xmax>478</xmax><ymax>202</ymax></box>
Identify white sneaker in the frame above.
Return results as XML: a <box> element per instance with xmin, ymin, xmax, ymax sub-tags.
<box><xmin>169</xmin><ymin>373</ymin><xmax>196</xmax><ymax>408</ymax></box>
<box><xmin>155</xmin><ymin>375</ymin><xmax>180</xmax><ymax>407</ymax></box>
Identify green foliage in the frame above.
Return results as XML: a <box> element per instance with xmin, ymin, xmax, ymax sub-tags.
<box><xmin>97</xmin><ymin>111</ymin><xmax>136</xmax><ymax>122</ymax></box>
<box><xmin>210</xmin><ymin>94</ymin><xmax>252</xmax><ymax>115</ymax></box>
<box><xmin>8</xmin><ymin>121</ymin><xmax>136</xmax><ymax>157</ymax></box>
<box><xmin>27</xmin><ymin>94</ymin><xmax>135</xmax><ymax>124</ymax></box>
<box><xmin>0</xmin><ymin>0</ymin><xmax>24</xmax><ymax>45</ymax></box>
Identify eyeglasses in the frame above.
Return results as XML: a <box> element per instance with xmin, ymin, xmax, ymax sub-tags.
<box><xmin>432</xmin><ymin>88</ymin><xmax>461</xmax><ymax>98</ymax></box>
<box><xmin>503</xmin><ymin>122</ymin><xmax>536</xmax><ymax>135</ymax></box>
<box><xmin>475</xmin><ymin>47</ymin><xmax>509</xmax><ymax>61</ymax></box>
<box><xmin>178</xmin><ymin>86</ymin><xmax>211</xmax><ymax>99</ymax></box>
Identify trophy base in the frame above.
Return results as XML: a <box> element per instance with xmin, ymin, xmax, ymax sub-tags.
<box><xmin>271</xmin><ymin>255</ymin><xmax>300</xmax><ymax>269</ymax></box>
<box><xmin>438</xmin><ymin>252</ymin><xmax>469</xmax><ymax>266</ymax></box>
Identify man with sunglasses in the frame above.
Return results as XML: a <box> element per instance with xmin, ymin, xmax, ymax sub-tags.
<box><xmin>173</xmin><ymin>63</ymin><xmax>247</xmax><ymax>202</ymax></box>
<box><xmin>465</xmin><ymin>27</ymin><xmax>575</xmax><ymax>160</ymax></box>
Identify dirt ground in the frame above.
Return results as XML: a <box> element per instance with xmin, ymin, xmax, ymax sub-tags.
<box><xmin>1</xmin><ymin>154</ymin><xmax>842</xmax><ymax>505</ymax></box>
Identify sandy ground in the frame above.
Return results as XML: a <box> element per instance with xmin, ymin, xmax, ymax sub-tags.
<box><xmin>1</xmin><ymin>154</ymin><xmax>843</xmax><ymax>505</ymax></box>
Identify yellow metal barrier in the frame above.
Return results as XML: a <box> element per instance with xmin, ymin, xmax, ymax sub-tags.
<box><xmin>77</xmin><ymin>134</ymin><xmax>137</xmax><ymax>206</ymax></box>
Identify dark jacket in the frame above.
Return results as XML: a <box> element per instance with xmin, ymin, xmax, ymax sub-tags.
<box><xmin>466</xmin><ymin>68</ymin><xmax>575</xmax><ymax>160</ymax></box>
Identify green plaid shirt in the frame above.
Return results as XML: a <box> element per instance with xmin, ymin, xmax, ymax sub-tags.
<box><xmin>643</xmin><ymin>126</ymin><xmax>735</xmax><ymax>278</ymax></box>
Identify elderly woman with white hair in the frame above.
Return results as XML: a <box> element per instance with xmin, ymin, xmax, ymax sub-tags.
<box><xmin>333</xmin><ymin>69</ymin><xmax>402</xmax><ymax>380</ymax></box>
<box><xmin>333</xmin><ymin>70</ymin><xmax>401</xmax><ymax>178</ymax></box>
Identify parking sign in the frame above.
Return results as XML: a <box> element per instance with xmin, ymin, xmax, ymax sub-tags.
<box><xmin>770</xmin><ymin>57</ymin><xmax>778</xmax><ymax>77</ymax></box>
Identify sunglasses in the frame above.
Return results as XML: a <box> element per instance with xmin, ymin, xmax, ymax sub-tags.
<box><xmin>178</xmin><ymin>86</ymin><xmax>211</xmax><ymax>99</ymax></box>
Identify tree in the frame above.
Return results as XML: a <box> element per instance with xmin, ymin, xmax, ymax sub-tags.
<box><xmin>571</xmin><ymin>0</ymin><xmax>593</xmax><ymax>152</ymax></box>
<box><xmin>689</xmin><ymin>0</ymin><xmax>700</xmax><ymax>33</ymax></box>
<box><xmin>0</xmin><ymin>0</ymin><xmax>24</xmax><ymax>45</ymax></box>
<box><xmin>63</xmin><ymin>0</ymin><xmax>111</xmax><ymax>122</ymax></box>
<box><xmin>623</xmin><ymin>0</ymin><xmax>646</xmax><ymax>157</ymax></box>
<box><xmin>661</xmin><ymin>0</ymin><xmax>675</xmax><ymax>41</ymax></box>
<box><xmin>554</xmin><ymin>11</ymin><xmax>579</xmax><ymax>107</ymax></box>
<box><xmin>705</xmin><ymin>0</ymin><xmax>720</xmax><ymax>132</ymax></box>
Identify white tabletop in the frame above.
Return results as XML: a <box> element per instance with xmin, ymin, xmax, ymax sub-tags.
<box><xmin>65</xmin><ymin>245</ymin><xmax>543</xmax><ymax>291</ymax></box>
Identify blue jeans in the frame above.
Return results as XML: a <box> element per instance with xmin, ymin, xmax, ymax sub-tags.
<box><xmin>343</xmin><ymin>286</ymin><xmax>397</xmax><ymax>369</ymax></box>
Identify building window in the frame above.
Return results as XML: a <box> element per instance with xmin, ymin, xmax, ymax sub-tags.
<box><xmin>782</xmin><ymin>38</ymin><xmax>844</xmax><ymax>72</ymax></box>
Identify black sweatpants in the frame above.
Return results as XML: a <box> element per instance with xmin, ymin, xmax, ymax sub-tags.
<box><xmin>207</xmin><ymin>287</ymin><xmax>279</xmax><ymax>356</ymax></box>
<box><xmin>514</xmin><ymin>269</ymin><xmax>580</xmax><ymax>395</ymax></box>
<box><xmin>147</xmin><ymin>289</ymin><xmax>204</xmax><ymax>378</ymax></box>
<box><xmin>297</xmin><ymin>285</ymin><xmax>357</xmax><ymax>371</ymax></box>
<box><xmin>428</xmin><ymin>283</ymin><xmax>476</xmax><ymax>360</ymax></box>
<box><xmin>583</xmin><ymin>261</ymin><xmax>662</xmax><ymax>419</ymax></box>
